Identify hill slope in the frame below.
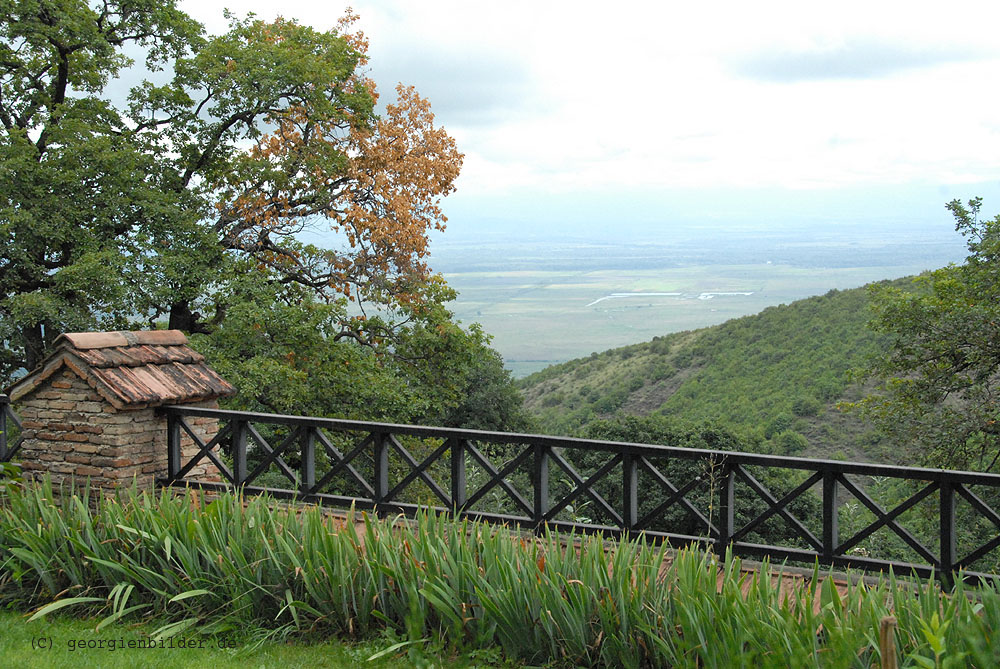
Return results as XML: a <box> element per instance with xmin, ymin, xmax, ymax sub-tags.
<box><xmin>518</xmin><ymin>279</ymin><xmax>909</xmax><ymax>462</ymax></box>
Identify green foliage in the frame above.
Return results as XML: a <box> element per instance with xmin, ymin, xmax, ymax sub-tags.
<box><xmin>520</xmin><ymin>283</ymin><xmax>898</xmax><ymax>459</ymax></box>
<box><xmin>764</xmin><ymin>412</ymin><xmax>796</xmax><ymax>439</ymax></box>
<box><xmin>1</xmin><ymin>1</ymin><xmax>461</xmax><ymax>389</ymax></box>
<box><xmin>0</xmin><ymin>0</ymin><xmax>211</xmax><ymax>373</ymax></box>
<box><xmin>583</xmin><ymin>413</ymin><xmax>754</xmax><ymax>451</ymax></box>
<box><xmin>4</xmin><ymin>482</ymin><xmax>1000</xmax><ymax>667</ymax></box>
<box><xmin>849</xmin><ymin>198</ymin><xmax>1000</xmax><ymax>472</ymax></box>
<box><xmin>190</xmin><ymin>270</ymin><xmax>409</xmax><ymax>421</ymax></box>
<box><xmin>775</xmin><ymin>430</ymin><xmax>809</xmax><ymax>455</ymax></box>
<box><xmin>190</xmin><ymin>265</ymin><xmax>528</xmax><ymax>432</ymax></box>
<box><xmin>792</xmin><ymin>396</ymin><xmax>823</xmax><ymax>417</ymax></box>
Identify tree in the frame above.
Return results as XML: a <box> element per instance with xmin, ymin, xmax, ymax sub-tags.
<box><xmin>187</xmin><ymin>261</ymin><xmax>529</xmax><ymax>433</ymax></box>
<box><xmin>850</xmin><ymin>198</ymin><xmax>1000</xmax><ymax>471</ymax></box>
<box><xmin>1</xmin><ymin>2</ymin><xmax>462</xmax><ymax>380</ymax></box>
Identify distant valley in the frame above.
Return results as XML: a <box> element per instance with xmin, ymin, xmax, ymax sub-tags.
<box><xmin>430</xmin><ymin>221</ymin><xmax>966</xmax><ymax>377</ymax></box>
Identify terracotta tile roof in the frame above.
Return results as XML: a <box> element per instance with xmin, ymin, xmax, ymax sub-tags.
<box><xmin>7</xmin><ymin>330</ymin><xmax>236</xmax><ymax>409</ymax></box>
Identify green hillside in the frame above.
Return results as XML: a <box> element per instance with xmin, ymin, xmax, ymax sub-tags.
<box><xmin>519</xmin><ymin>279</ymin><xmax>911</xmax><ymax>462</ymax></box>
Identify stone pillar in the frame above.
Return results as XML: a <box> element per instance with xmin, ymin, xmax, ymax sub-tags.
<box><xmin>15</xmin><ymin>368</ymin><xmax>221</xmax><ymax>492</ymax></box>
<box><xmin>5</xmin><ymin>330</ymin><xmax>235</xmax><ymax>495</ymax></box>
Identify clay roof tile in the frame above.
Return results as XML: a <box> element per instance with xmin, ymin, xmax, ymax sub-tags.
<box><xmin>9</xmin><ymin>330</ymin><xmax>235</xmax><ymax>407</ymax></box>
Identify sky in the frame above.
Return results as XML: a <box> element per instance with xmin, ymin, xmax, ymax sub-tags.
<box><xmin>178</xmin><ymin>0</ymin><xmax>1000</xmax><ymax>236</ymax></box>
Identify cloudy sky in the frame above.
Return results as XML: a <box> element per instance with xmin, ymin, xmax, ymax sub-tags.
<box><xmin>180</xmin><ymin>0</ymin><xmax>1000</xmax><ymax>235</ymax></box>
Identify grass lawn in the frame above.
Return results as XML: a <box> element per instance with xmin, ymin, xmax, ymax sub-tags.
<box><xmin>0</xmin><ymin>608</ymin><xmax>517</xmax><ymax>668</ymax></box>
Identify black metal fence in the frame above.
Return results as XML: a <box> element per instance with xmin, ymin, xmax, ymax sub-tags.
<box><xmin>160</xmin><ymin>405</ymin><xmax>1000</xmax><ymax>584</ymax></box>
<box><xmin>0</xmin><ymin>395</ymin><xmax>22</xmax><ymax>463</ymax></box>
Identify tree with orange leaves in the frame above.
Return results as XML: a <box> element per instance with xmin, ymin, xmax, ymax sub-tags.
<box><xmin>1</xmin><ymin>3</ymin><xmax>465</xmax><ymax>377</ymax></box>
<box><xmin>146</xmin><ymin>12</ymin><xmax>464</xmax><ymax>344</ymax></box>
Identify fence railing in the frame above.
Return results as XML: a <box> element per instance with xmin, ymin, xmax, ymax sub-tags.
<box><xmin>0</xmin><ymin>395</ymin><xmax>23</xmax><ymax>463</ymax></box>
<box><xmin>156</xmin><ymin>405</ymin><xmax>1000</xmax><ymax>583</ymax></box>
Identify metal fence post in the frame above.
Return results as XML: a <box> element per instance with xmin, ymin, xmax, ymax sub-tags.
<box><xmin>940</xmin><ymin>481</ymin><xmax>957</xmax><ymax>587</ymax></box>
<box><xmin>166</xmin><ymin>412</ymin><xmax>181</xmax><ymax>481</ymax></box>
<box><xmin>0</xmin><ymin>395</ymin><xmax>8</xmax><ymax>463</ymax></box>
<box><xmin>716</xmin><ymin>461</ymin><xmax>735</xmax><ymax>557</ymax></box>
<box><xmin>232</xmin><ymin>419</ymin><xmax>248</xmax><ymax>488</ymax></box>
<box><xmin>374</xmin><ymin>432</ymin><xmax>389</xmax><ymax>510</ymax></box>
<box><xmin>623</xmin><ymin>451</ymin><xmax>638</xmax><ymax>532</ymax></box>
<box><xmin>301</xmin><ymin>427</ymin><xmax>315</xmax><ymax>495</ymax></box>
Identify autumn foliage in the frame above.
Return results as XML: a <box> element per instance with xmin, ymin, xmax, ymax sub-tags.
<box><xmin>212</xmin><ymin>15</ymin><xmax>463</xmax><ymax>315</ymax></box>
<box><xmin>1</xmin><ymin>3</ymin><xmax>466</xmax><ymax>374</ymax></box>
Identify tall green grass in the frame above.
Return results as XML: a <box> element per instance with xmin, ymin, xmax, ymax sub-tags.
<box><xmin>1</xmin><ymin>479</ymin><xmax>999</xmax><ymax>667</ymax></box>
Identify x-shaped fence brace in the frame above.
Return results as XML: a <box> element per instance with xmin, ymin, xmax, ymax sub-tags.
<box><xmin>0</xmin><ymin>395</ymin><xmax>23</xmax><ymax>463</ymax></box>
<box><xmin>157</xmin><ymin>405</ymin><xmax>1000</xmax><ymax>583</ymax></box>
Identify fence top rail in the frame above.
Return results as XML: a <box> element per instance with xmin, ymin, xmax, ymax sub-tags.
<box><xmin>159</xmin><ymin>404</ymin><xmax>1000</xmax><ymax>487</ymax></box>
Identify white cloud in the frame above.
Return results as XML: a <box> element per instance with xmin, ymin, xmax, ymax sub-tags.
<box><xmin>178</xmin><ymin>0</ymin><xmax>1000</xmax><ymax>217</ymax></box>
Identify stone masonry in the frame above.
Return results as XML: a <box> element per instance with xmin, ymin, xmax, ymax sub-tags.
<box><xmin>6</xmin><ymin>330</ymin><xmax>235</xmax><ymax>494</ymax></box>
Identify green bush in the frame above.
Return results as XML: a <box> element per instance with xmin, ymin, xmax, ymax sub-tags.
<box><xmin>764</xmin><ymin>412</ymin><xmax>795</xmax><ymax>439</ymax></box>
<box><xmin>776</xmin><ymin>430</ymin><xmax>809</xmax><ymax>455</ymax></box>
<box><xmin>540</xmin><ymin>392</ymin><xmax>564</xmax><ymax>408</ymax></box>
<box><xmin>791</xmin><ymin>396</ymin><xmax>823</xmax><ymax>417</ymax></box>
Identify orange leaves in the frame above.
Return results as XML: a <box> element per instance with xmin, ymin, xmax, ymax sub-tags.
<box><xmin>342</xmin><ymin>84</ymin><xmax>464</xmax><ymax>277</ymax></box>
<box><xmin>336</xmin><ymin>8</ymin><xmax>370</xmax><ymax>67</ymax></box>
<box><xmin>210</xmin><ymin>12</ymin><xmax>461</xmax><ymax>318</ymax></box>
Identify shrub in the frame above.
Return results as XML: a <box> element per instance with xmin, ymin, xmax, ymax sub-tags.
<box><xmin>764</xmin><ymin>412</ymin><xmax>795</xmax><ymax>439</ymax></box>
<box><xmin>776</xmin><ymin>430</ymin><xmax>809</xmax><ymax>455</ymax></box>
<box><xmin>791</xmin><ymin>396</ymin><xmax>823</xmax><ymax>417</ymax></box>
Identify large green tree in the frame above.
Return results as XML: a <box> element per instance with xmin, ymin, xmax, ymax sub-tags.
<box><xmin>852</xmin><ymin>198</ymin><xmax>1000</xmax><ymax>471</ymax></box>
<box><xmin>1</xmin><ymin>1</ymin><xmax>462</xmax><ymax>380</ymax></box>
<box><xmin>191</xmin><ymin>262</ymin><xmax>530</xmax><ymax>431</ymax></box>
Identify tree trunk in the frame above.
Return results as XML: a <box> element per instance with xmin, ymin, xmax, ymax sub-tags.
<box><xmin>168</xmin><ymin>301</ymin><xmax>211</xmax><ymax>334</ymax></box>
<box><xmin>22</xmin><ymin>322</ymin><xmax>51</xmax><ymax>371</ymax></box>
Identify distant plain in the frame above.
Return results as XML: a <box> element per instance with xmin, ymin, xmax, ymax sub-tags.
<box><xmin>428</xmin><ymin>222</ymin><xmax>968</xmax><ymax>376</ymax></box>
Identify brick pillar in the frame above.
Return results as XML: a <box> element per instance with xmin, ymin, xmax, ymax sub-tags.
<box><xmin>15</xmin><ymin>369</ymin><xmax>221</xmax><ymax>493</ymax></box>
<box><xmin>6</xmin><ymin>329</ymin><xmax>235</xmax><ymax>496</ymax></box>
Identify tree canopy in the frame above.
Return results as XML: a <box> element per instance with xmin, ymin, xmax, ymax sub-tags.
<box><xmin>1</xmin><ymin>1</ymin><xmax>526</xmax><ymax>432</ymax></box>
<box><xmin>851</xmin><ymin>198</ymin><xmax>1000</xmax><ymax>471</ymax></box>
<box><xmin>1</xmin><ymin>1</ymin><xmax>461</xmax><ymax>376</ymax></box>
<box><xmin>191</xmin><ymin>262</ymin><xmax>529</xmax><ymax>431</ymax></box>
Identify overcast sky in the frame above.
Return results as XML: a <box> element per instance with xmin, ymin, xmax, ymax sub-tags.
<box><xmin>180</xmin><ymin>0</ymin><xmax>1000</xmax><ymax>235</ymax></box>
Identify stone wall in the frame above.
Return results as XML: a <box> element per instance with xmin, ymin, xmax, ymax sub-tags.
<box><xmin>16</xmin><ymin>368</ymin><xmax>221</xmax><ymax>492</ymax></box>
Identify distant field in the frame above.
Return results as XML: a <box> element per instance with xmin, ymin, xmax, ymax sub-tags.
<box><xmin>443</xmin><ymin>262</ymin><xmax>951</xmax><ymax>377</ymax></box>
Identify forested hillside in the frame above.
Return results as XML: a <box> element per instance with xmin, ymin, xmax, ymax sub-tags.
<box><xmin>519</xmin><ymin>278</ymin><xmax>912</xmax><ymax>462</ymax></box>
